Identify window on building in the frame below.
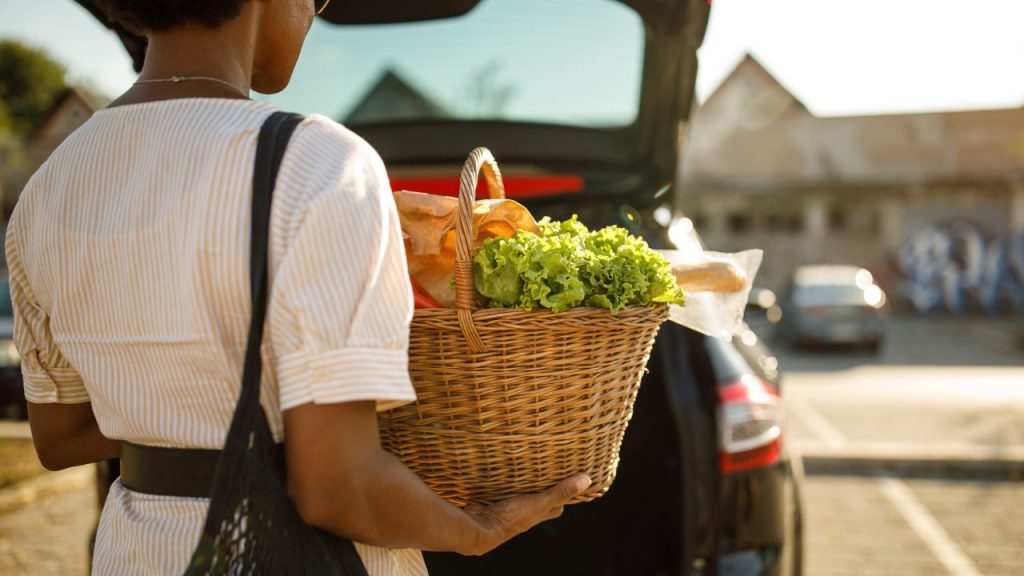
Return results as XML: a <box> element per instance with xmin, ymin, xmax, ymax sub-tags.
<box><xmin>766</xmin><ymin>212</ymin><xmax>803</xmax><ymax>233</ymax></box>
<box><xmin>865</xmin><ymin>209</ymin><xmax>881</xmax><ymax>234</ymax></box>
<box><xmin>828</xmin><ymin>206</ymin><xmax>847</xmax><ymax>232</ymax></box>
<box><xmin>727</xmin><ymin>212</ymin><xmax>752</xmax><ymax>234</ymax></box>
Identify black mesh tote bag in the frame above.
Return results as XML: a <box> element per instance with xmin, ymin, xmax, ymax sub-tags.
<box><xmin>184</xmin><ymin>111</ymin><xmax>369</xmax><ymax>575</ymax></box>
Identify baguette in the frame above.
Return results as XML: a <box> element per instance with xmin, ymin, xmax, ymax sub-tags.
<box><xmin>672</xmin><ymin>259</ymin><xmax>747</xmax><ymax>293</ymax></box>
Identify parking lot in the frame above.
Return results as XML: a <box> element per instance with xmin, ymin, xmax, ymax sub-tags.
<box><xmin>803</xmin><ymin>472</ymin><xmax>1024</xmax><ymax>576</ymax></box>
<box><xmin>781</xmin><ymin>316</ymin><xmax>1024</xmax><ymax>576</ymax></box>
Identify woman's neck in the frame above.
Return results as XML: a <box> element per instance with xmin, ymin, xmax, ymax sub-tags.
<box><xmin>110</xmin><ymin>12</ymin><xmax>260</xmax><ymax>107</ymax></box>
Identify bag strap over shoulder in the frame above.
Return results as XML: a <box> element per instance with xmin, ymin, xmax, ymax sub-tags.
<box><xmin>240</xmin><ymin>111</ymin><xmax>303</xmax><ymax>409</ymax></box>
<box><xmin>187</xmin><ymin>111</ymin><xmax>369</xmax><ymax>576</ymax></box>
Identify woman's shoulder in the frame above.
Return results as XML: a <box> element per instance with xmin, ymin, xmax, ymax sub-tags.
<box><xmin>281</xmin><ymin>114</ymin><xmax>389</xmax><ymax>204</ymax></box>
<box><xmin>292</xmin><ymin>114</ymin><xmax>384</xmax><ymax>169</ymax></box>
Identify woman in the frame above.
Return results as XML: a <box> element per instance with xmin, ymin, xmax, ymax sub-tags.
<box><xmin>7</xmin><ymin>0</ymin><xmax>590</xmax><ymax>573</ymax></box>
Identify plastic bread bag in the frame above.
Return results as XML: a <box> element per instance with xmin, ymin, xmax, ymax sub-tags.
<box><xmin>658</xmin><ymin>219</ymin><xmax>763</xmax><ymax>339</ymax></box>
<box><xmin>393</xmin><ymin>190</ymin><xmax>539</xmax><ymax>307</ymax></box>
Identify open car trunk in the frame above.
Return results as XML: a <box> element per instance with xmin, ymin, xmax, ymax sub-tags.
<box><xmin>75</xmin><ymin>1</ymin><xmax>715</xmax><ymax>574</ymax></box>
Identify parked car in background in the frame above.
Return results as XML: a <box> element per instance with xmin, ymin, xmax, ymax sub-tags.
<box><xmin>779</xmin><ymin>264</ymin><xmax>888</xmax><ymax>353</ymax></box>
<box><xmin>0</xmin><ymin>278</ymin><xmax>26</xmax><ymax>419</ymax></box>
<box><xmin>746</xmin><ymin>287</ymin><xmax>783</xmax><ymax>341</ymax></box>
<box><xmin>78</xmin><ymin>0</ymin><xmax>803</xmax><ymax>573</ymax></box>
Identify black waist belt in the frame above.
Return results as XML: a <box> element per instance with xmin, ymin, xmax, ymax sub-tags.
<box><xmin>119</xmin><ymin>442</ymin><xmax>223</xmax><ymax>498</ymax></box>
<box><xmin>120</xmin><ymin>442</ymin><xmax>287</xmax><ymax>498</ymax></box>
<box><xmin>121</xmin><ymin>438</ymin><xmax>286</xmax><ymax>498</ymax></box>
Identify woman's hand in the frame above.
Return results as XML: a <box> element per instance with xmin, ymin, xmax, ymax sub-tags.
<box><xmin>460</xmin><ymin>474</ymin><xmax>592</xmax><ymax>556</ymax></box>
<box><xmin>286</xmin><ymin>400</ymin><xmax>592</xmax><ymax>555</ymax></box>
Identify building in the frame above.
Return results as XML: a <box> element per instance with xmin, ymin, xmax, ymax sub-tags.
<box><xmin>3</xmin><ymin>86</ymin><xmax>105</xmax><ymax>217</ymax></box>
<box><xmin>27</xmin><ymin>86</ymin><xmax>104</xmax><ymax>169</ymax></box>
<box><xmin>0</xmin><ymin>132</ymin><xmax>24</xmax><ymax>218</ymax></box>
<box><xmin>679</xmin><ymin>55</ymin><xmax>1024</xmax><ymax>312</ymax></box>
<box><xmin>344</xmin><ymin>69</ymin><xmax>452</xmax><ymax>125</ymax></box>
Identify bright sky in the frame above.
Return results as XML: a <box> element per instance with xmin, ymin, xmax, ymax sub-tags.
<box><xmin>2</xmin><ymin>0</ymin><xmax>1024</xmax><ymax>118</ymax></box>
<box><xmin>696</xmin><ymin>0</ymin><xmax>1024</xmax><ymax>116</ymax></box>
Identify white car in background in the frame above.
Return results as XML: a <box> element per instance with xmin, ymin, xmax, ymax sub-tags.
<box><xmin>779</xmin><ymin>265</ymin><xmax>889</xmax><ymax>353</ymax></box>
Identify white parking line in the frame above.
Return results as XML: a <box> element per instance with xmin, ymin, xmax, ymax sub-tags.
<box><xmin>785</xmin><ymin>395</ymin><xmax>847</xmax><ymax>449</ymax></box>
<box><xmin>788</xmin><ymin>393</ymin><xmax>984</xmax><ymax>575</ymax></box>
<box><xmin>877</xmin><ymin>476</ymin><xmax>982</xmax><ymax>576</ymax></box>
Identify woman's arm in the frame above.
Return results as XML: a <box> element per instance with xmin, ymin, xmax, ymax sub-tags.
<box><xmin>26</xmin><ymin>402</ymin><xmax>121</xmax><ymax>470</ymax></box>
<box><xmin>285</xmin><ymin>400</ymin><xmax>589</xmax><ymax>556</ymax></box>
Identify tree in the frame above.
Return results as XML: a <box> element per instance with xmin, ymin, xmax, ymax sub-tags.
<box><xmin>0</xmin><ymin>100</ymin><xmax>12</xmax><ymax>134</ymax></box>
<box><xmin>0</xmin><ymin>40</ymin><xmax>67</xmax><ymax>138</ymax></box>
<box><xmin>458</xmin><ymin>61</ymin><xmax>517</xmax><ymax>118</ymax></box>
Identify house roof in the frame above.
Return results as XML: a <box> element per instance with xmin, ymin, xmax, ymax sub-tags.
<box><xmin>683</xmin><ymin>54</ymin><xmax>1024</xmax><ymax>188</ymax></box>
<box><xmin>343</xmin><ymin>69</ymin><xmax>452</xmax><ymax>125</ymax></box>
<box><xmin>30</xmin><ymin>86</ymin><xmax>107</xmax><ymax>140</ymax></box>
<box><xmin>700</xmin><ymin>54</ymin><xmax>809</xmax><ymax>116</ymax></box>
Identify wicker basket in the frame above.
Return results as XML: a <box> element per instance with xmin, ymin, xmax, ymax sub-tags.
<box><xmin>379</xmin><ymin>147</ymin><xmax>669</xmax><ymax>506</ymax></box>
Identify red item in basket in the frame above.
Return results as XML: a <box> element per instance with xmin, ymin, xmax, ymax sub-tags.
<box><xmin>410</xmin><ymin>276</ymin><xmax>441</xmax><ymax>309</ymax></box>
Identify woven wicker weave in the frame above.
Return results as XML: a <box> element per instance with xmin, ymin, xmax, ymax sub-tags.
<box><xmin>379</xmin><ymin>147</ymin><xmax>668</xmax><ymax>506</ymax></box>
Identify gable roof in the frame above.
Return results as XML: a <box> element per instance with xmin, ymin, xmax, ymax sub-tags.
<box><xmin>30</xmin><ymin>86</ymin><xmax>107</xmax><ymax>140</ymax></box>
<box><xmin>700</xmin><ymin>53</ymin><xmax>808</xmax><ymax>115</ymax></box>
<box><xmin>343</xmin><ymin>69</ymin><xmax>452</xmax><ymax>125</ymax></box>
<box><xmin>684</xmin><ymin>54</ymin><xmax>1024</xmax><ymax>188</ymax></box>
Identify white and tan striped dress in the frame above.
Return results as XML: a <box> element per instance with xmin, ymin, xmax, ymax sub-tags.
<box><xmin>6</xmin><ymin>98</ymin><xmax>429</xmax><ymax>575</ymax></box>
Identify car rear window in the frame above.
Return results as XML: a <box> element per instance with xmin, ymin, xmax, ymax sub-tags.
<box><xmin>704</xmin><ymin>336</ymin><xmax>753</xmax><ymax>383</ymax></box>
<box><xmin>792</xmin><ymin>284</ymin><xmax>868</xmax><ymax>307</ymax></box>
<box><xmin>262</xmin><ymin>0</ymin><xmax>645</xmax><ymax>129</ymax></box>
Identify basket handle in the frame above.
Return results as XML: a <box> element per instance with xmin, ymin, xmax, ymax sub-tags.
<box><xmin>454</xmin><ymin>147</ymin><xmax>506</xmax><ymax>354</ymax></box>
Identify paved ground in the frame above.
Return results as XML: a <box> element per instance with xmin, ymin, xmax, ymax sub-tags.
<box><xmin>775</xmin><ymin>316</ymin><xmax>1024</xmax><ymax>459</ymax></box>
<box><xmin>804</xmin><ymin>473</ymin><xmax>1024</xmax><ymax>576</ymax></box>
<box><xmin>0</xmin><ymin>476</ymin><xmax>95</xmax><ymax>575</ymax></box>
<box><xmin>778</xmin><ymin>316</ymin><xmax>1024</xmax><ymax>576</ymax></box>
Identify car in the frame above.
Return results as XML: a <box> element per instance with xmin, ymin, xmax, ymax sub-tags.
<box><xmin>77</xmin><ymin>0</ymin><xmax>803</xmax><ymax>574</ymax></box>
<box><xmin>0</xmin><ymin>278</ymin><xmax>27</xmax><ymax>420</ymax></box>
<box><xmin>778</xmin><ymin>264</ymin><xmax>888</xmax><ymax>353</ymax></box>
<box><xmin>746</xmin><ymin>287</ymin><xmax>783</xmax><ymax>341</ymax></box>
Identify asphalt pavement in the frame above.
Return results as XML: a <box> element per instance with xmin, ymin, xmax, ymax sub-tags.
<box><xmin>776</xmin><ymin>316</ymin><xmax>1024</xmax><ymax>467</ymax></box>
<box><xmin>774</xmin><ymin>315</ymin><xmax>1024</xmax><ymax>576</ymax></box>
<box><xmin>803</xmin><ymin>472</ymin><xmax>1024</xmax><ymax>576</ymax></box>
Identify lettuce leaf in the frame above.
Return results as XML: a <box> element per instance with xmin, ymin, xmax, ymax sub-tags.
<box><xmin>473</xmin><ymin>215</ymin><xmax>684</xmax><ymax>313</ymax></box>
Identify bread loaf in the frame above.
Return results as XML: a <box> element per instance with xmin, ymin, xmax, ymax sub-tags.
<box><xmin>671</xmin><ymin>259</ymin><xmax>747</xmax><ymax>293</ymax></box>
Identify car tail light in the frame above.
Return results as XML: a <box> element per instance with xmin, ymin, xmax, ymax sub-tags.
<box><xmin>718</xmin><ymin>374</ymin><xmax>782</xmax><ymax>474</ymax></box>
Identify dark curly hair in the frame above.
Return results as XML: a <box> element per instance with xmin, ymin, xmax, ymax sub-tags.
<box><xmin>90</xmin><ymin>0</ymin><xmax>252</xmax><ymax>33</ymax></box>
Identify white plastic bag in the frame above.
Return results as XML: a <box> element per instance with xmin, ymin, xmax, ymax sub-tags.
<box><xmin>658</xmin><ymin>220</ymin><xmax>763</xmax><ymax>339</ymax></box>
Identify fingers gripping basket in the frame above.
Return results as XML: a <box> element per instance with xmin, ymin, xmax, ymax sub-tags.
<box><xmin>378</xmin><ymin>148</ymin><xmax>669</xmax><ymax>506</ymax></box>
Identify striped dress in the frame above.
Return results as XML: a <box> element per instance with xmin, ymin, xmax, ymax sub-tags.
<box><xmin>6</xmin><ymin>98</ymin><xmax>429</xmax><ymax>575</ymax></box>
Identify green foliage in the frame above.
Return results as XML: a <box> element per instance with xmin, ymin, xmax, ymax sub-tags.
<box><xmin>0</xmin><ymin>40</ymin><xmax>67</xmax><ymax>138</ymax></box>
<box><xmin>0</xmin><ymin>100</ymin><xmax>11</xmax><ymax>134</ymax></box>
<box><xmin>474</xmin><ymin>215</ymin><xmax>685</xmax><ymax>313</ymax></box>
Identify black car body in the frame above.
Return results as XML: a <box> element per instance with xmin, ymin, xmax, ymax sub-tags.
<box><xmin>0</xmin><ymin>278</ymin><xmax>27</xmax><ymax>419</ymax></box>
<box><xmin>76</xmin><ymin>1</ymin><xmax>803</xmax><ymax>574</ymax></box>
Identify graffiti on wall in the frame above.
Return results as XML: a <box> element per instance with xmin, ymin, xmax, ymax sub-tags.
<box><xmin>897</xmin><ymin>222</ymin><xmax>1024</xmax><ymax>313</ymax></box>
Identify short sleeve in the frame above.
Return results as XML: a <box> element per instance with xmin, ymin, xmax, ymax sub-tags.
<box><xmin>268</xmin><ymin>122</ymin><xmax>416</xmax><ymax>412</ymax></box>
<box><xmin>5</xmin><ymin>213</ymin><xmax>89</xmax><ymax>404</ymax></box>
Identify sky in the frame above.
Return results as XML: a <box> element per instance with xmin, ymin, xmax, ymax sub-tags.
<box><xmin>2</xmin><ymin>0</ymin><xmax>1024</xmax><ymax>118</ymax></box>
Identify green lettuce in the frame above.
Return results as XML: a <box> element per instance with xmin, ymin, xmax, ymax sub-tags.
<box><xmin>473</xmin><ymin>215</ymin><xmax>685</xmax><ymax>313</ymax></box>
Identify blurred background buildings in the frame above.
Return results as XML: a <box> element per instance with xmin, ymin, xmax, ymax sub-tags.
<box><xmin>680</xmin><ymin>55</ymin><xmax>1024</xmax><ymax>314</ymax></box>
